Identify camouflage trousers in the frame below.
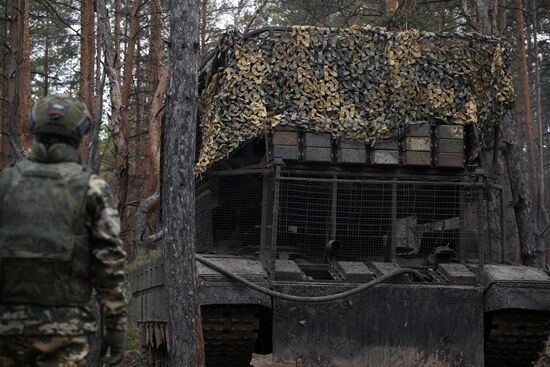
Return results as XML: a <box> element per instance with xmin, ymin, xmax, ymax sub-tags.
<box><xmin>0</xmin><ymin>334</ymin><xmax>89</xmax><ymax>367</ymax></box>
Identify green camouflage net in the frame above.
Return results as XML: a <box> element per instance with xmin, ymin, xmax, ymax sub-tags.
<box><xmin>197</xmin><ymin>26</ymin><xmax>514</xmax><ymax>174</ymax></box>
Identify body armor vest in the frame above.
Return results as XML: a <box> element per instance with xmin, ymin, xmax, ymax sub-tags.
<box><xmin>0</xmin><ymin>159</ymin><xmax>92</xmax><ymax>305</ymax></box>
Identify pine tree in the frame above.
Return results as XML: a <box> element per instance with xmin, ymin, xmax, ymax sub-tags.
<box><xmin>163</xmin><ymin>0</ymin><xmax>204</xmax><ymax>365</ymax></box>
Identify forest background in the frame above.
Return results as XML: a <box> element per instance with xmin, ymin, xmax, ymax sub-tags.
<box><xmin>1</xmin><ymin>0</ymin><xmax>550</xmax><ymax>364</ymax></box>
<box><xmin>1</xmin><ymin>0</ymin><xmax>550</xmax><ymax>262</ymax></box>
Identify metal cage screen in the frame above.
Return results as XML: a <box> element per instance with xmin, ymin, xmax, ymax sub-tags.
<box><xmin>276</xmin><ymin>177</ymin><xmax>487</xmax><ymax>265</ymax></box>
<box><xmin>196</xmin><ymin>174</ymin><xmax>264</xmax><ymax>256</ymax></box>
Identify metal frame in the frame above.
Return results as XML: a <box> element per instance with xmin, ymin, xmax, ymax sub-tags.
<box><xmin>268</xmin><ymin>170</ymin><xmax>491</xmax><ymax>269</ymax></box>
<box><xmin>196</xmin><ymin>166</ymin><xmax>497</xmax><ymax>275</ymax></box>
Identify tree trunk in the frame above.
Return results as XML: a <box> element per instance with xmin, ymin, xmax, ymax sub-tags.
<box><xmin>79</xmin><ymin>0</ymin><xmax>96</xmax><ymax>163</ymax></box>
<box><xmin>514</xmin><ymin>0</ymin><xmax>536</xmax><ymax>195</ymax></box>
<box><xmin>437</xmin><ymin>3</ymin><xmax>445</xmax><ymax>32</ymax></box>
<box><xmin>243</xmin><ymin>0</ymin><xmax>269</xmax><ymax>32</ymax></box>
<box><xmin>146</xmin><ymin>69</ymin><xmax>168</xmax><ymax>197</ymax></box>
<box><xmin>532</xmin><ymin>1</ymin><xmax>543</xmax><ymax>198</ymax></box>
<box><xmin>500</xmin><ymin>113</ymin><xmax>543</xmax><ymax>266</ymax></box>
<box><xmin>97</xmin><ymin>0</ymin><xmax>130</xmax><ymax>229</ymax></box>
<box><xmin>89</xmin><ymin>42</ymin><xmax>106</xmax><ymax>174</ymax></box>
<box><xmin>474</xmin><ymin>0</ymin><xmax>541</xmax><ymax>265</ymax></box>
<box><xmin>121</xmin><ymin>0</ymin><xmax>140</xmax><ymax>139</ymax></box>
<box><xmin>18</xmin><ymin>0</ymin><xmax>30</xmax><ymax>153</ymax></box>
<box><xmin>200</xmin><ymin>0</ymin><xmax>207</xmax><ymax>54</ymax></box>
<box><xmin>497</xmin><ymin>0</ymin><xmax>507</xmax><ymax>34</ymax></box>
<box><xmin>0</xmin><ymin>0</ymin><xmax>8</xmax><ymax>167</ymax></box>
<box><xmin>386</xmin><ymin>0</ymin><xmax>399</xmax><ymax>15</ymax></box>
<box><xmin>6</xmin><ymin>0</ymin><xmax>22</xmax><ymax>161</ymax></box>
<box><xmin>43</xmin><ymin>19</ymin><xmax>49</xmax><ymax>97</ymax></box>
<box><xmin>164</xmin><ymin>0</ymin><xmax>204</xmax><ymax>365</ymax></box>
<box><xmin>135</xmin><ymin>37</ymin><xmax>144</xmax><ymax>202</ymax></box>
<box><xmin>144</xmin><ymin>0</ymin><xmax>164</xmax><ymax>196</ymax></box>
<box><xmin>114</xmin><ymin>0</ymin><xmax>121</xmax><ymax>78</ymax></box>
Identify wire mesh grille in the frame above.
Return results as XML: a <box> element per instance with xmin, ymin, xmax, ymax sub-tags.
<box><xmin>276</xmin><ymin>177</ymin><xmax>487</xmax><ymax>265</ymax></box>
<box><xmin>196</xmin><ymin>175</ymin><xmax>264</xmax><ymax>256</ymax></box>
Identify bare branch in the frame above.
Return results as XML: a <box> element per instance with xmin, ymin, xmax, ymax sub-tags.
<box><xmin>243</xmin><ymin>0</ymin><xmax>270</xmax><ymax>33</ymax></box>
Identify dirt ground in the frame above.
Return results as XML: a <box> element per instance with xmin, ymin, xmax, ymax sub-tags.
<box><xmin>119</xmin><ymin>352</ymin><xmax>273</xmax><ymax>367</ymax></box>
<box><xmin>250</xmin><ymin>354</ymin><xmax>273</xmax><ymax>367</ymax></box>
<box><xmin>119</xmin><ymin>351</ymin><xmax>145</xmax><ymax>367</ymax></box>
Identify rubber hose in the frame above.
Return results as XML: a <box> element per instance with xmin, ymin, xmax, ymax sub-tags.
<box><xmin>196</xmin><ymin>255</ymin><xmax>428</xmax><ymax>303</ymax></box>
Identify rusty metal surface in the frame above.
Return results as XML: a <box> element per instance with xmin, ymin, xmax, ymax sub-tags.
<box><xmin>273</xmin><ymin>131</ymin><xmax>300</xmax><ymax>146</ymax></box>
<box><xmin>407</xmin><ymin>123</ymin><xmax>432</xmax><ymax>137</ymax></box>
<box><xmin>437</xmin><ymin>125</ymin><xmax>464</xmax><ymax>139</ymax></box>
<box><xmin>304</xmin><ymin>133</ymin><xmax>331</xmax><ymax>147</ymax></box>
<box><xmin>334</xmin><ymin>261</ymin><xmax>374</xmax><ymax>282</ymax></box>
<box><xmin>202</xmin><ymin>305</ymin><xmax>260</xmax><ymax>367</ymax></box>
<box><xmin>272</xmin><ymin>283</ymin><xmax>483</xmax><ymax>366</ymax></box>
<box><xmin>336</xmin><ymin>148</ymin><xmax>366</xmax><ymax>164</ymax></box>
<box><xmin>338</xmin><ymin>139</ymin><xmax>365</xmax><ymax>150</ymax></box>
<box><xmin>484</xmin><ymin>264</ymin><xmax>550</xmax><ymax>282</ymax></box>
<box><xmin>198</xmin><ymin>282</ymin><xmax>272</xmax><ymax>307</ymax></box>
<box><xmin>374</xmin><ymin>139</ymin><xmax>399</xmax><ymax>150</ymax></box>
<box><xmin>437</xmin><ymin>139</ymin><xmax>464</xmax><ymax>153</ymax></box>
<box><xmin>436</xmin><ymin>153</ymin><xmax>464</xmax><ymax>168</ymax></box>
<box><xmin>275</xmin><ymin>260</ymin><xmax>306</xmax><ymax>281</ymax></box>
<box><xmin>404</xmin><ymin>137</ymin><xmax>431</xmax><ymax>151</ymax></box>
<box><xmin>485</xmin><ymin>310</ymin><xmax>550</xmax><ymax>367</ymax></box>
<box><xmin>273</xmin><ymin>145</ymin><xmax>300</xmax><ymax>160</ymax></box>
<box><xmin>437</xmin><ymin>263</ymin><xmax>476</xmax><ymax>285</ymax></box>
<box><xmin>483</xmin><ymin>265</ymin><xmax>550</xmax><ymax>313</ymax></box>
<box><xmin>403</xmin><ymin>151</ymin><xmax>431</xmax><ymax>166</ymax></box>
<box><xmin>197</xmin><ymin>257</ymin><xmax>268</xmax><ymax>282</ymax></box>
<box><xmin>304</xmin><ymin>147</ymin><xmax>332</xmax><ymax>162</ymax></box>
<box><xmin>372</xmin><ymin>150</ymin><xmax>400</xmax><ymax>165</ymax></box>
<box><xmin>485</xmin><ymin>283</ymin><xmax>550</xmax><ymax>313</ymax></box>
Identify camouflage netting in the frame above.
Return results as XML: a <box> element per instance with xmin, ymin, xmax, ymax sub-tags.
<box><xmin>197</xmin><ymin>26</ymin><xmax>515</xmax><ymax>174</ymax></box>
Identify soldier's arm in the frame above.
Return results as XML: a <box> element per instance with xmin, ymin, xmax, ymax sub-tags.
<box><xmin>87</xmin><ymin>174</ymin><xmax>128</xmax><ymax>331</ymax></box>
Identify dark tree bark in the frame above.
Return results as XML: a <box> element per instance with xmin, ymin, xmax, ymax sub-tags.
<box><xmin>0</xmin><ymin>0</ymin><xmax>8</xmax><ymax>167</ymax></box>
<box><xmin>532</xmin><ymin>1</ymin><xmax>543</xmax><ymax>197</ymax></box>
<box><xmin>79</xmin><ymin>0</ymin><xmax>96</xmax><ymax>163</ymax></box>
<box><xmin>97</xmin><ymin>0</ymin><xmax>130</xmax><ymax>226</ymax></box>
<box><xmin>114</xmin><ymin>0</ymin><xmax>121</xmax><ymax>78</ymax></box>
<box><xmin>146</xmin><ymin>69</ymin><xmax>167</xmax><ymax>195</ymax></box>
<box><xmin>89</xmin><ymin>47</ymin><xmax>106</xmax><ymax>174</ymax></box>
<box><xmin>121</xmin><ymin>0</ymin><xmax>140</xmax><ymax>139</ymax></box>
<box><xmin>474</xmin><ymin>0</ymin><xmax>543</xmax><ymax>265</ymax></box>
<box><xmin>200</xmin><ymin>0</ymin><xmax>206</xmax><ymax>54</ymax></box>
<box><xmin>18</xmin><ymin>0</ymin><xmax>31</xmax><ymax>153</ymax></box>
<box><xmin>144</xmin><ymin>0</ymin><xmax>164</xmax><ymax>197</ymax></box>
<box><xmin>500</xmin><ymin>113</ymin><xmax>542</xmax><ymax>267</ymax></box>
<box><xmin>512</xmin><ymin>0</ymin><xmax>546</xmax><ymax>267</ymax></box>
<box><xmin>43</xmin><ymin>18</ymin><xmax>49</xmax><ymax>96</ymax></box>
<box><xmin>514</xmin><ymin>0</ymin><xmax>537</xmax><ymax>195</ymax></box>
<box><xmin>6</xmin><ymin>0</ymin><xmax>22</xmax><ymax>161</ymax></box>
<box><xmin>497</xmin><ymin>0</ymin><xmax>507</xmax><ymax>34</ymax></box>
<box><xmin>163</xmin><ymin>0</ymin><xmax>204</xmax><ymax>365</ymax></box>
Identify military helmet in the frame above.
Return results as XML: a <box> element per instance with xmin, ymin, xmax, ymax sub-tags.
<box><xmin>29</xmin><ymin>95</ymin><xmax>91</xmax><ymax>142</ymax></box>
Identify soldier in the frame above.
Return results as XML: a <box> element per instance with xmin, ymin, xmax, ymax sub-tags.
<box><xmin>0</xmin><ymin>95</ymin><xmax>128</xmax><ymax>366</ymax></box>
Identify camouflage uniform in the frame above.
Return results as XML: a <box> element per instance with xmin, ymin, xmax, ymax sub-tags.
<box><xmin>0</xmin><ymin>143</ymin><xmax>127</xmax><ymax>366</ymax></box>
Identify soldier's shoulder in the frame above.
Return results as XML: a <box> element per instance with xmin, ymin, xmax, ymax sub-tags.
<box><xmin>0</xmin><ymin>161</ymin><xmax>20</xmax><ymax>183</ymax></box>
<box><xmin>87</xmin><ymin>174</ymin><xmax>117</xmax><ymax>209</ymax></box>
<box><xmin>87</xmin><ymin>174</ymin><xmax>112</xmax><ymax>196</ymax></box>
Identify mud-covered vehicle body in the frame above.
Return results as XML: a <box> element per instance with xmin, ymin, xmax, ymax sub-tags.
<box><xmin>130</xmin><ymin>27</ymin><xmax>550</xmax><ymax>366</ymax></box>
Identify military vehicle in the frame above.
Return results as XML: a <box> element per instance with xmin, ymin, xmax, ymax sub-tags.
<box><xmin>130</xmin><ymin>26</ymin><xmax>550</xmax><ymax>366</ymax></box>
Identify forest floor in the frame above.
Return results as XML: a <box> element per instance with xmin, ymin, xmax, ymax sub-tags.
<box><xmin>119</xmin><ymin>352</ymin><xmax>274</xmax><ymax>366</ymax></box>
